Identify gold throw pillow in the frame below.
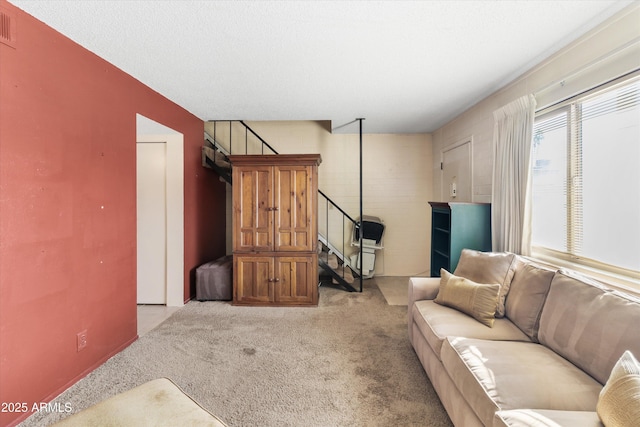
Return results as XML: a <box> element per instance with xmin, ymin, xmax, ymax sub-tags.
<box><xmin>434</xmin><ymin>269</ymin><xmax>500</xmax><ymax>327</ymax></box>
<box><xmin>597</xmin><ymin>350</ymin><xmax>640</xmax><ymax>427</ymax></box>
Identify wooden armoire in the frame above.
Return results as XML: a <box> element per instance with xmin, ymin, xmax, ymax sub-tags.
<box><xmin>229</xmin><ymin>154</ymin><xmax>321</xmax><ymax>306</ymax></box>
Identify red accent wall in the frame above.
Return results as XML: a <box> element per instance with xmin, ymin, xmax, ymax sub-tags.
<box><xmin>0</xmin><ymin>2</ymin><xmax>226</xmax><ymax>426</ymax></box>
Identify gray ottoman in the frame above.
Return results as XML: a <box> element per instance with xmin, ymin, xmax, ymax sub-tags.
<box><xmin>196</xmin><ymin>255</ymin><xmax>233</xmax><ymax>301</ymax></box>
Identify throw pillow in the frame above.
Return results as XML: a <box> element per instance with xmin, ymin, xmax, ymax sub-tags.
<box><xmin>504</xmin><ymin>261</ymin><xmax>555</xmax><ymax>342</ymax></box>
<box><xmin>435</xmin><ymin>269</ymin><xmax>500</xmax><ymax>327</ymax></box>
<box><xmin>453</xmin><ymin>249</ymin><xmax>517</xmax><ymax>318</ymax></box>
<box><xmin>597</xmin><ymin>350</ymin><xmax>640</xmax><ymax>427</ymax></box>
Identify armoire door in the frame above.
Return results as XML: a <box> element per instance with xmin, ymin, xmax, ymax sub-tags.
<box><xmin>233</xmin><ymin>165</ymin><xmax>273</xmax><ymax>252</ymax></box>
<box><xmin>274</xmin><ymin>165</ymin><xmax>315</xmax><ymax>252</ymax></box>
<box><xmin>274</xmin><ymin>255</ymin><xmax>316</xmax><ymax>305</ymax></box>
<box><xmin>234</xmin><ymin>255</ymin><xmax>273</xmax><ymax>304</ymax></box>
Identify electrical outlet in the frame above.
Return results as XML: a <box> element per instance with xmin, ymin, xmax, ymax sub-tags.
<box><xmin>77</xmin><ymin>330</ymin><xmax>87</xmax><ymax>352</ymax></box>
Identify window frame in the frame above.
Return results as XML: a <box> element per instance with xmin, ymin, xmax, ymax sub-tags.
<box><xmin>530</xmin><ymin>71</ymin><xmax>640</xmax><ymax>294</ymax></box>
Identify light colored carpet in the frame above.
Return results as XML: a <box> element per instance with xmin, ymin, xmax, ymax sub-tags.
<box><xmin>19</xmin><ymin>282</ymin><xmax>452</xmax><ymax>427</ymax></box>
<box><xmin>373</xmin><ymin>276</ymin><xmax>410</xmax><ymax>305</ymax></box>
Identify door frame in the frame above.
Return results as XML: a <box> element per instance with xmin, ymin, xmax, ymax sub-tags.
<box><xmin>136</xmin><ymin>114</ymin><xmax>184</xmax><ymax>307</ymax></box>
<box><xmin>441</xmin><ymin>136</ymin><xmax>473</xmax><ymax>202</ymax></box>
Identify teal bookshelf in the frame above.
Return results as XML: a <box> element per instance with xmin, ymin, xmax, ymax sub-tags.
<box><xmin>429</xmin><ymin>202</ymin><xmax>491</xmax><ymax>277</ymax></box>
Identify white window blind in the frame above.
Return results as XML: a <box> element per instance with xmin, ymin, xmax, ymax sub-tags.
<box><xmin>531</xmin><ymin>74</ymin><xmax>640</xmax><ymax>279</ymax></box>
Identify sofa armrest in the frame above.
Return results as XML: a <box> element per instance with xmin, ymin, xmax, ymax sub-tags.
<box><xmin>407</xmin><ymin>277</ymin><xmax>440</xmax><ymax>307</ymax></box>
<box><xmin>407</xmin><ymin>277</ymin><xmax>441</xmax><ymax>346</ymax></box>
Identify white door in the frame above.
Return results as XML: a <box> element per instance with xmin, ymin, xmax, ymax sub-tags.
<box><xmin>137</xmin><ymin>142</ymin><xmax>167</xmax><ymax>304</ymax></box>
<box><xmin>442</xmin><ymin>140</ymin><xmax>472</xmax><ymax>202</ymax></box>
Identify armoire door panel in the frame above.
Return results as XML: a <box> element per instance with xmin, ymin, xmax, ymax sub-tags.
<box><xmin>234</xmin><ymin>166</ymin><xmax>273</xmax><ymax>251</ymax></box>
<box><xmin>274</xmin><ymin>256</ymin><xmax>316</xmax><ymax>304</ymax></box>
<box><xmin>274</xmin><ymin>166</ymin><xmax>314</xmax><ymax>252</ymax></box>
<box><xmin>235</xmin><ymin>256</ymin><xmax>273</xmax><ymax>303</ymax></box>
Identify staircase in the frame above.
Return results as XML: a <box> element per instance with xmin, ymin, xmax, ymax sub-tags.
<box><xmin>316</xmin><ymin>189</ymin><xmax>361</xmax><ymax>291</ymax></box>
<box><xmin>202</xmin><ymin>120</ymin><xmax>362</xmax><ymax>292</ymax></box>
<box><xmin>202</xmin><ymin>132</ymin><xmax>232</xmax><ymax>183</ymax></box>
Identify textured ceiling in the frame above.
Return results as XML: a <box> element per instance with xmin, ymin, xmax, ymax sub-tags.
<box><xmin>9</xmin><ymin>0</ymin><xmax>634</xmax><ymax>133</ymax></box>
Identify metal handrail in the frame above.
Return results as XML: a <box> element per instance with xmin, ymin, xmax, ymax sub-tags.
<box><xmin>239</xmin><ymin>120</ymin><xmax>279</xmax><ymax>155</ymax></box>
<box><xmin>209</xmin><ymin>120</ymin><xmax>279</xmax><ymax>155</ymax></box>
<box><xmin>318</xmin><ymin>189</ymin><xmax>357</xmax><ymax>225</ymax></box>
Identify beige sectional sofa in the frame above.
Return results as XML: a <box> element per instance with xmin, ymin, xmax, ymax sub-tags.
<box><xmin>408</xmin><ymin>249</ymin><xmax>640</xmax><ymax>427</ymax></box>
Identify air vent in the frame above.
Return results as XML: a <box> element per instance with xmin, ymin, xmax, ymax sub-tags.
<box><xmin>0</xmin><ymin>7</ymin><xmax>16</xmax><ymax>48</ymax></box>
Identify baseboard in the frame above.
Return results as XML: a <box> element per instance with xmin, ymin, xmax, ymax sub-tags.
<box><xmin>9</xmin><ymin>335</ymin><xmax>138</xmax><ymax>427</ymax></box>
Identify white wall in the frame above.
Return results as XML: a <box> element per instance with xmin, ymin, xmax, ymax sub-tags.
<box><xmin>205</xmin><ymin>120</ymin><xmax>433</xmax><ymax>276</ymax></box>
<box><xmin>431</xmin><ymin>4</ymin><xmax>640</xmax><ymax>204</ymax></box>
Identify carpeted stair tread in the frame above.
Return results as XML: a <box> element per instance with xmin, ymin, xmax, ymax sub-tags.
<box><xmin>331</xmin><ymin>265</ymin><xmax>355</xmax><ymax>284</ymax></box>
<box><xmin>327</xmin><ymin>253</ymin><xmax>339</xmax><ymax>269</ymax></box>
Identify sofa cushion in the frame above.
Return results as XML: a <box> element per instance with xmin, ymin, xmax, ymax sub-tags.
<box><xmin>494</xmin><ymin>409</ymin><xmax>602</xmax><ymax>427</ymax></box>
<box><xmin>435</xmin><ymin>269</ymin><xmax>501</xmax><ymax>327</ymax></box>
<box><xmin>441</xmin><ymin>337</ymin><xmax>602</xmax><ymax>427</ymax></box>
<box><xmin>597</xmin><ymin>350</ymin><xmax>640</xmax><ymax>427</ymax></box>
<box><xmin>538</xmin><ymin>269</ymin><xmax>640</xmax><ymax>385</ymax></box>
<box><xmin>412</xmin><ymin>300</ymin><xmax>530</xmax><ymax>361</ymax></box>
<box><xmin>453</xmin><ymin>249</ymin><xmax>517</xmax><ymax>318</ymax></box>
<box><xmin>504</xmin><ymin>260</ymin><xmax>555</xmax><ymax>342</ymax></box>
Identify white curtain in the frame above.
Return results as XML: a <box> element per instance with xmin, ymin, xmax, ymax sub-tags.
<box><xmin>491</xmin><ymin>94</ymin><xmax>537</xmax><ymax>255</ymax></box>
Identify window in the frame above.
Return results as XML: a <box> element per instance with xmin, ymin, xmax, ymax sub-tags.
<box><xmin>531</xmin><ymin>74</ymin><xmax>640</xmax><ymax>282</ymax></box>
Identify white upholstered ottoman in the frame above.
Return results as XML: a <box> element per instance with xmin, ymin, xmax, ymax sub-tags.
<box><xmin>52</xmin><ymin>378</ymin><xmax>227</xmax><ymax>426</ymax></box>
